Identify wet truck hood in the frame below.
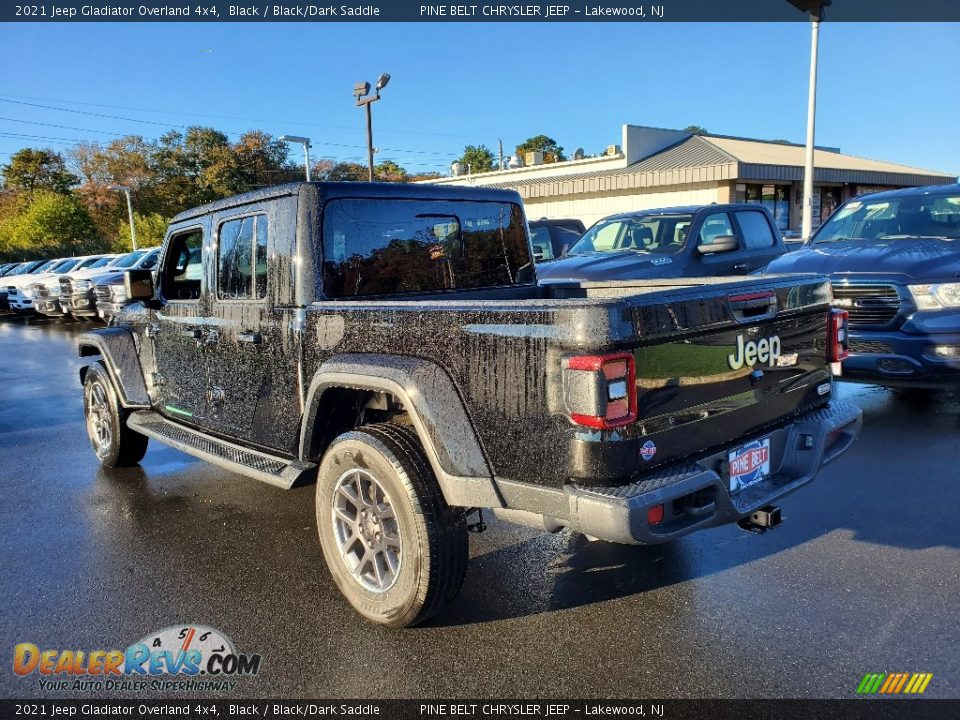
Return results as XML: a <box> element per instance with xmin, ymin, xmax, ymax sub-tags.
<box><xmin>765</xmin><ymin>237</ymin><xmax>960</xmax><ymax>283</ymax></box>
<box><xmin>537</xmin><ymin>250</ymin><xmax>682</xmax><ymax>282</ymax></box>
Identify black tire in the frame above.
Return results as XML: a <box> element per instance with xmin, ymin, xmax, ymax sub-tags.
<box><xmin>83</xmin><ymin>362</ymin><xmax>149</xmax><ymax>468</ymax></box>
<box><xmin>315</xmin><ymin>423</ymin><xmax>468</xmax><ymax>628</ymax></box>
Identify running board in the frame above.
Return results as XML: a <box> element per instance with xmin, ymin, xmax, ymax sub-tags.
<box><xmin>126</xmin><ymin>410</ymin><xmax>316</xmax><ymax>489</ymax></box>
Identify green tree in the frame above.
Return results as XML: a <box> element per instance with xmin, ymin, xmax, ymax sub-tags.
<box><xmin>515</xmin><ymin>135</ymin><xmax>565</xmax><ymax>163</ymax></box>
<box><xmin>683</xmin><ymin>125</ymin><xmax>709</xmax><ymax>135</ymax></box>
<box><xmin>2</xmin><ymin>149</ymin><xmax>78</xmax><ymax>193</ymax></box>
<box><xmin>454</xmin><ymin>145</ymin><xmax>495</xmax><ymax>174</ymax></box>
<box><xmin>115</xmin><ymin>212</ymin><xmax>169</xmax><ymax>252</ymax></box>
<box><xmin>0</xmin><ymin>190</ymin><xmax>99</xmax><ymax>259</ymax></box>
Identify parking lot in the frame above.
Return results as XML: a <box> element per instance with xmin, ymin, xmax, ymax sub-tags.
<box><xmin>0</xmin><ymin>316</ymin><xmax>957</xmax><ymax>699</ymax></box>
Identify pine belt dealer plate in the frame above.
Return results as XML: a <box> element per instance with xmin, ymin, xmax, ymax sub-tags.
<box><xmin>728</xmin><ymin>437</ymin><xmax>771</xmax><ymax>493</ymax></box>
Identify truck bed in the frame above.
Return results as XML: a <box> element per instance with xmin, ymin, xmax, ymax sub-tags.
<box><xmin>302</xmin><ymin>273</ymin><xmax>833</xmax><ymax>489</ymax></box>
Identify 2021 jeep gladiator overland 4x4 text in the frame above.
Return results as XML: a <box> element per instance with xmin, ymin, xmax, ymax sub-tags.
<box><xmin>78</xmin><ymin>182</ymin><xmax>861</xmax><ymax>627</ymax></box>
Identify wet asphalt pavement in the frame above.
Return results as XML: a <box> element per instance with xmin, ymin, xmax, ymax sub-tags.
<box><xmin>0</xmin><ymin>317</ymin><xmax>957</xmax><ymax>700</ymax></box>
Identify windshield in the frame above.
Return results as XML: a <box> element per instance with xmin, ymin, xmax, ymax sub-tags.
<box><xmin>53</xmin><ymin>259</ymin><xmax>80</xmax><ymax>273</ymax></box>
<box><xmin>74</xmin><ymin>257</ymin><xmax>102</xmax><ymax>270</ymax></box>
<box><xmin>139</xmin><ymin>250</ymin><xmax>160</xmax><ymax>269</ymax></box>
<box><xmin>569</xmin><ymin>214</ymin><xmax>693</xmax><ymax>255</ymax></box>
<box><xmin>87</xmin><ymin>257</ymin><xmax>115</xmax><ymax>269</ymax></box>
<box><xmin>49</xmin><ymin>259</ymin><xmax>76</xmax><ymax>273</ymax></box>
<box><xmin>813</xmin><ymin>191</ymin><xmax>960</xmax><ymax>243</ymax></box>
<box><xmin>31</xmin><ymin>260</ymin><xmax>57</xmax><ymax>273</ymax></box>
<box><xmin>113</xmin><ymin>251</ymin><xmax>146</xmax><ymax>269</ymax></box>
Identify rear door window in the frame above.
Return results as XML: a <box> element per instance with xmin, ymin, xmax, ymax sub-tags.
<box><xmin>217</xmin><ymin>214</ymin><xmax>268</xmax><ymax>300</ymax></box>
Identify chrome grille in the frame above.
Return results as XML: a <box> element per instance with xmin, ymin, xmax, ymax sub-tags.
<box><xmin>32</xmin><ymin>284</ymin><xmax>49</xmax><ymax>298</ymax></box>
<box><xmin>95</xmin><ymin>285</ymin><xmax>112</xmax><ymax>302</ymax></box>
<box><xmin>831</xmin><ymin>284</ymin><xmax>901</xmax><ymax>326</ymax></box>
<box><xmin>59</xmin><ymin>277</ymin><xmax>73</xmax><ymax>295</ymax></box>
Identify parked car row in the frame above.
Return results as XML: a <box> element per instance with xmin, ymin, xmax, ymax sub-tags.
<box><xmin>0</xmin><ymin>248</ymin><xmax>159</xmax><ymax>323</ymax></box>
<box><xmin>534</xmin><ymin>183</ymin><xmax>960</xmax><ymax>392</ymax></box>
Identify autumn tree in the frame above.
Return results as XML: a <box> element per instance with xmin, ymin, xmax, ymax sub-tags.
<box><xmin>515</xmin><ymin>135</ymin><xmax>565</xmax><ymax>163</ymax></box>
<box><xmin>322</xmin><ymin>162</ymin><xmax>369</xmax><ymax>181</ymax></box>
<box><xmin>375</xmin><ymin>160</ymin><xmax>410</xmax><ymax>182</ymax></box>
<box><xmin>409</xmin><ymin>171</ymin><xmax>444</xmax><ymax>182</ymax></box>
<box><xmin>2</xmin><ymin>149</ymin><xmax>78</xmax><ymax>193</ymax></box>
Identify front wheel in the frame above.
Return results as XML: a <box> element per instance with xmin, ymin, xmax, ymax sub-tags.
<box><xmin>83</xmin><ymin>362</ymin><xmax>149</xmax><ymax>467</ymax></box>
<box><xmin>315</xmin><ymin>423</ymin><xmax>468</xmax><ymax>628</ymax></box>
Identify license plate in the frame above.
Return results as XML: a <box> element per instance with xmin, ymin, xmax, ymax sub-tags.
<box><xmin>728</xmin><ymin>437</ymin><xmax>771</xmax><ymax>493</ymax></box>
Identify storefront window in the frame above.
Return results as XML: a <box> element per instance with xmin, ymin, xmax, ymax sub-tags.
<box><xmin>744</xmin><ymin>184</ymin><xmax>790</xmax><ymax>231</ymax></box>
<box><xmin>819</xmin><ymin>187</ymin><xmax>842</xmax><ymax>227</ymax></box>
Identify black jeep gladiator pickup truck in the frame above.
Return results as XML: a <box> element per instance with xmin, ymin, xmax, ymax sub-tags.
<box><xmin>77</xmin><ymin>182</ymin><xmax>861</xmax><ymax>627</ymax></box>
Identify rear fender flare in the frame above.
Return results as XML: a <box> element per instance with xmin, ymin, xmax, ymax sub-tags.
<box><xmin>300</xmin><ymin>353</ymin><xmax>502</xmax><ymax>509</ymax></box>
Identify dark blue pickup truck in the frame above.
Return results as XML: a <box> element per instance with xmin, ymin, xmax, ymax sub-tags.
<box><xmin>536</xmin><ymin>204</ymin><xmax>787</xmax><ymax>282</ymax></box>
<box><xmin>764</xmin><ymin>184</ymin><xmax>960</xmax><ymax>390</ymax></box>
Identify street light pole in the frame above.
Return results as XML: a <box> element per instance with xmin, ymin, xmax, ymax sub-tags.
<box><xmin>354</xmin><ymin>73</ymin><xmax>390</xmax><ymax>182</ymax></box>
<box><xmin>108</xmin><ymin>184</ymin><xmax>137</xmax><ymax>251</ymax></box>
<box><xmin>279</xmin><ymin>135</ymin><xmax>312</xmax><ymax>181</ymax></box>
<box><xmin>788</xmin><ymin>0</ymin><xmax>831</xmax><ymax>239</ymax></box>
<box><xmin>365</xmin><ymin>102</ymin><xmax>374</xmax><ymax>182</ymax></box>
<box><xmin>801</xmin><ymin>13</ymin><xmax>821</xmax><ymax>239</ymax></box>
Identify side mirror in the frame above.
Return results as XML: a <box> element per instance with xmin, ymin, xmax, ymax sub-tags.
<box><xmin>125</xmin><ymin>269</ymin><xmax>154</xmax><ymax>301</ymax></box>
<box><xmin>698</xmin><ymin>235</ymin><xmax>739</xmax><ymax>255</ymax></box>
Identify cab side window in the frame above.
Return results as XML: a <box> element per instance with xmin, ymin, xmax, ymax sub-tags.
<box><xmin>162</xmin><ymin>230</ymin><xmax>203</xmax><ymax>301</ymax></box>
<box><xmin>697</xmin><ymin>212</ymin><xmax>736</xmax><ymax>248</ymax></box>
<box><xmin>217</xmin><ymin>214</ymin><xmax>268</xmax><ymax>300</ymax></box>
<box><xmin>735</xmin><ymin>210</ymin><xmax>776</xmax><ymax>249</ymax></box>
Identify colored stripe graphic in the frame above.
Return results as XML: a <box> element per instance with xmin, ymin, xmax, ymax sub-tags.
<box><xmin>857</xmin><ymin>673</ymin><xmax>932</xmax><ymax>694</ymax></box>
<box><xmin>892</xmin><ymin>673</ymin><xmax>909</xmax><ymax>693</ymax></box>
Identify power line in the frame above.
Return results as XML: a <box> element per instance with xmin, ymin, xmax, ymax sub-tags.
<box><xmin>0</xmin><ymin>93</ymin><xmax>479</xmax><ymax>141</ymax></box>
<box><xmin>0</xmin><ymin>114</ymin><xmax>458</xmax><ymax>163</ymax></box>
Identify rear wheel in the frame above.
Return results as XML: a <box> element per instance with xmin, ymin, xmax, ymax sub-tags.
<box><xmin>83</xmin><ymin>362</ymin><xmax>149</xmax><ymax>467</ymax></box>
<box><xmin>315</xmin><ymin>423</ymin><xmax>468</xmax><ymax>628</ymax></box>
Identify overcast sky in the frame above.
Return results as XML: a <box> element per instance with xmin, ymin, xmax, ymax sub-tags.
<box><xmin>1</xmin><ymin>21</ymin><xmax>957</xmax><ymax>176</ymax></box>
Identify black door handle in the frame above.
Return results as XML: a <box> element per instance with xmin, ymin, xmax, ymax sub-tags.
<box><xmin>238</xmin><ymin>332</ymin><xmax>262</xmax><ymax>345</ymax></box>
<box><xmin>180</xmin><ymin>328</ymin><xmax>202</xmax><ymax>339</ymax></box>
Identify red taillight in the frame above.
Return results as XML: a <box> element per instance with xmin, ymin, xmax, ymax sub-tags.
<box><xmin>828</xmin><ymin>308</ymin><xmax>849</xmax><ymax>362</ymax></box>
<box><xmin>565</xmin><ymin>352</ymin><xmax>637</xmax><ymax>429</ymax></box>
<box><xmin>647</xmin><ymin>504</ymin><xmax>664</xmax><ymax>526</ymax></box>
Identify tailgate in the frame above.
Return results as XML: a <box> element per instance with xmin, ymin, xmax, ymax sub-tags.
<box><xmin>599</xmin><ymin>277</ymin><xmax>833</xmax><ymax>472</ymax></box>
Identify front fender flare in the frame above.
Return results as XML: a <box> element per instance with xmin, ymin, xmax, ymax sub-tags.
<box><xmin>300</xmin><ymin>354</ymin><xmax>503</xmax><ymax>509</ymax></box>
<box><xmin>77</xmin><ymin>328</ymin><xmax>150</xmax><ymax>408</ymax></box>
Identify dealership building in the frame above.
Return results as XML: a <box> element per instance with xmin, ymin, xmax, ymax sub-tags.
<box><xmin>424</xmin><ymin>124</ymin><xmax>956</xmax><ymax>233</ymax></box>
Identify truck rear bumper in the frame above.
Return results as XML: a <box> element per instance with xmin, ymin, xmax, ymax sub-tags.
<box><xmin>562</xmin><ymin>400</ymin><xmax>861</xmax><ymax>545</ymax></box>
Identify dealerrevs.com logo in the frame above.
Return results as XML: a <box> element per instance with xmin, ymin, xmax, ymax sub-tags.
<box><xmin>13</xmin><ymin>625</ymin><xmax>262</xmax><ymax>692</ymax></box>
